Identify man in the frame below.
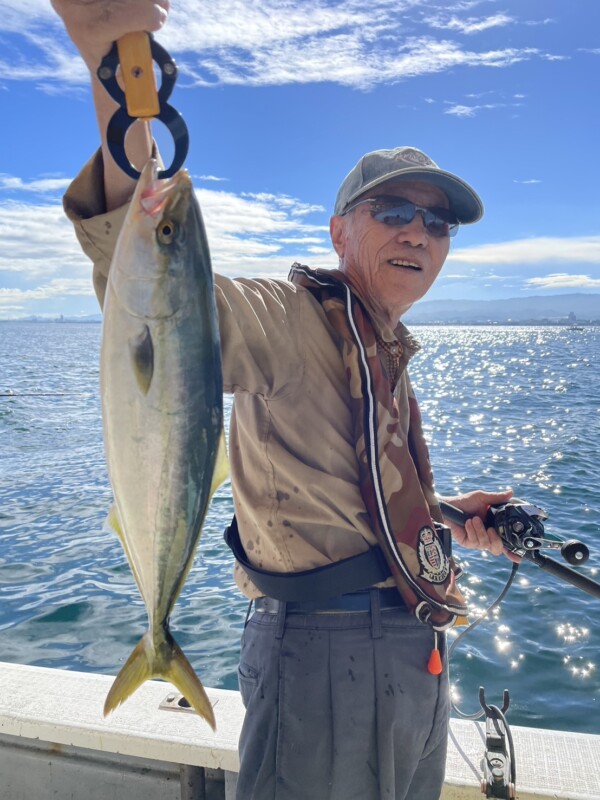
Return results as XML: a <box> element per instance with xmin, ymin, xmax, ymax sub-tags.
<box><xmin>52</xmin><ymin>2</ymin><xmax>512</xmax><ymax>798</ymax></box>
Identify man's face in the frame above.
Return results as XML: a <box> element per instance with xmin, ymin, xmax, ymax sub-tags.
<box><xmin>330</xmin><ymin>179</ymin><xmax>452</xmax><ymax>325</ymax></box>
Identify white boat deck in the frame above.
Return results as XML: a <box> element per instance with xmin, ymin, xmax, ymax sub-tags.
<box><xmin>0</xmin><ymin>661</ymin><xmax>598</xmax><ymax>799</ymax></box>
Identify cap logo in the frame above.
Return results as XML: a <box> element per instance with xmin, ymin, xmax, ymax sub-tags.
<box><xmin>398</xmin><ymin>148</ymin><xmax>435</xmax><ymax>167</ymax></box>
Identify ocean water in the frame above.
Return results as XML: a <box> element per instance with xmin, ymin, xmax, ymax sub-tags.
<box><xmin>0</xmin><ymin>321</ymin><xmax>598</xmax><ymax>735</ymax></box>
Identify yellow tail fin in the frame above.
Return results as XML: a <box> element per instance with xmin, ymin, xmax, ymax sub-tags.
<box><xmin>104</xmin><ymin>630</ymin><xmax>215</xmax><ymax>730</ymax></box>
<box><xmin>164</xmin><ymin>637</ymin><xmax>215</xmax><ymax>730</ymax></box>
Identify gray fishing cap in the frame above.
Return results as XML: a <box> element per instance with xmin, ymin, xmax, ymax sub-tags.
<box><xmin>334</xmin><ymin>146</ymin><xmax>484</xmax><ymax>223</ymax></box>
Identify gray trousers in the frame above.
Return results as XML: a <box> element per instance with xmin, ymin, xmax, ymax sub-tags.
<box><xmin>236</xmin><ymin>593</ymin><xmax>449</xmax><ymax>800</ymax></box>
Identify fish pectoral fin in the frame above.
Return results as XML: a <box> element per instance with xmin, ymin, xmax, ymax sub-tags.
<box><xmin>105</xmin><ymin>504</ymin><xmax>144</xmax><ymax>594</ymax></box>
<box><xmin>106</xmin><ymin>503</ymin><xmax>124</xmax><ymax>541</ymax></box>
<box><xmin>209</xmin><ymin>430</ymin><xmax>229</xmax><ymax>498</ymax></box>
<box><xmin>129</xmin><ymin>325</ymin><xmax>154</xmax><ymax>395</ymax></box>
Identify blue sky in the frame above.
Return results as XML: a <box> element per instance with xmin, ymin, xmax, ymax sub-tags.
<box><xmin>1</xmin><ymin>0</ymin><xmax>599</xmax><ymax>318</ymax></box>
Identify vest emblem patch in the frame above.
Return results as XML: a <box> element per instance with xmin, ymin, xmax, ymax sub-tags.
<box><xmin>417</xmin><ymin>526</ymin><xmax>450</xmax><ymax>584</ymax></box>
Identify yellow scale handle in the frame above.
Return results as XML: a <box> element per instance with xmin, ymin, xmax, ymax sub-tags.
<box><xmin>117</xmin><ymin>32</ymin><xmax>160</xmax><ymax>119</ymax></box>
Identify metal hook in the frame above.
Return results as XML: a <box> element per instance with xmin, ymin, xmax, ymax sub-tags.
<box><xmin>479</xmin><ymin>687</ymin><xmax>510</xmax><ymax>716</ymax></box>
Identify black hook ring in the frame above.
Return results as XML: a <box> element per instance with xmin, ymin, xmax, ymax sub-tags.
<box><xmin>98</xmin><ymin>37</ymin><xmax>189</xmax><ymax>179</ymax></box>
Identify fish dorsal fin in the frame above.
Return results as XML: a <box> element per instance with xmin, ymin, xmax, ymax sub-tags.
<box><xmin>210</xmin><ymin>430</ymin><xmax>229</xmax><ymax>498</ymax></box>
<box><xmin>129</xmin><ymin>325</ymin><xmax>154</xmax><ymax>395</ymax></box>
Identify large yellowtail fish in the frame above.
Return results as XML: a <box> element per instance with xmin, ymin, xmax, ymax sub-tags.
<box><xmin>100</xmin><ymin>159</ymin><xmax>227</xmax><ymax>729</ymax></box>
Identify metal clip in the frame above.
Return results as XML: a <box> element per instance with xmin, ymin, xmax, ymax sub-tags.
<box><xmin>479</xmin><ymin>688</ymin><xmax>516</xmax><ymax>799</ymax></box>
<box><xmin>98</xmin><ymin>33</ymin><xmax>189</xmax><ymax>179</ymax></box>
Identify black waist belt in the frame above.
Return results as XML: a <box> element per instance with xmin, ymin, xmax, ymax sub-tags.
<box><xmin>224</xmin><ymin>516</ymin><xmax>392</xmax><ymax>603</ymax></box>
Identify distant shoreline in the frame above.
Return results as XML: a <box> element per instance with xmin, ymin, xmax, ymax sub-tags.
<box><xmin>2</xmin><ymin>318</ymin><xmax>598</xmax><ymax>327</ymax></box>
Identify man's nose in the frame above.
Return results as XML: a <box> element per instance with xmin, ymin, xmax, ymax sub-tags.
<box><xmin>394</xmin><ymin>211</ymin><xmax>428</xmax><ymax>245</ymax></box>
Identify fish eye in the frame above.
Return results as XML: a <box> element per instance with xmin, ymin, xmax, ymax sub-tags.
<box><xmin>157</xmin><ymin>219</ymin><xmax>177</xmax><ymax>245</ymax></box>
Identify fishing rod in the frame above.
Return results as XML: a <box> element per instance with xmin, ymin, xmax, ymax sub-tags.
<box><xmin>439</xmin><ymin>498</ymin><xmax>600</xmax><ymax>799</ymax></box>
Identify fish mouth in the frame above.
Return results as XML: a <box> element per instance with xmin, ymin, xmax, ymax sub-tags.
<box><xmin>136</xmin><ymin>159</ymin><xmax>191</xmax><ymax>218</ymax></box>
<box><xmin>388</xmin><ymin>259</ymin><xmax>422</xmax><ymax>271</ymax></box>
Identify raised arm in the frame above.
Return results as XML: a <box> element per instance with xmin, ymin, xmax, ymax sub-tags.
<box><xmin>51</xmin><ymin>0</ymin><xmax>170</xmax><ymax>210</ymax></box>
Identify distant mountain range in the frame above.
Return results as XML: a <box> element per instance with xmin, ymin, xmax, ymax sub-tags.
<box><xmin>404</xmin><ymin>293</ymin><xmax>600</xmax><ymax>324</ymax></box>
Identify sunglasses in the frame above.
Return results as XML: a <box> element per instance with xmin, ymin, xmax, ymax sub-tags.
<box><xmin>343</xmin><ymin>195</ymin><xmax>459</xmax><ymax>238</ymax></box>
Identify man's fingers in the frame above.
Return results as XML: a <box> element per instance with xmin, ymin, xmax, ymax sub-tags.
<box><xmin>52</xmin><ymin>0</ymin><xmax>171</xmax><ymax>71</ymax></box>
<box><xmin>463</xmin><ymin>517</ymin><xmax>504</xmax><ymax>555</ymax></box>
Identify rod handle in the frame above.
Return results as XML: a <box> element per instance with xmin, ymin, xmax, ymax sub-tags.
<box><xmin>526</xmin><ymin>551</ymin><xmax>600</xmax><ymax>599</ymax></box>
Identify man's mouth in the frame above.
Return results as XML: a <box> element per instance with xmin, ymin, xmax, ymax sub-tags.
<box><xmin>388</xmin><ymin>259</ymin><xmax>422</xmax><ymax>271</ymax></box>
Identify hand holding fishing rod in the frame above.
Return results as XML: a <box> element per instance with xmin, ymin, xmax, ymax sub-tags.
<box><xmin>441</xmin><ymin>498</ymin><xmax>600</xmax><ymax>598</ymax></box>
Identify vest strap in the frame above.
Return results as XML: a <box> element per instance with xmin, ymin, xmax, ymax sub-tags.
<box><xmin>224</xmin><ymin>516</ymin><xmax>392</xmax><ymax>602</ymax></box>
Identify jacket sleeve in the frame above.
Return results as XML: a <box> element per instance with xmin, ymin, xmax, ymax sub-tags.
<box><xmin>63</xmin><ymin>149</ymin><xmax>306</xmax><ymax>398</ymax></box>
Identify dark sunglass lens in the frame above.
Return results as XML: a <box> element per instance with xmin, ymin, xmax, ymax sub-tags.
<box><xmin>423</xmin><ymin>208</ymin><xmax>459</xmax><ymax>238</ymax></box>
<box><xmin>373</xmin><ymin>204</ymin><xmax>415</xmax><ymax>226</ymax></box>
<box><xmin>372</xmin><ymin>200</ymin><xmax>459</xmax><ymax>238</ymax></box>
<box><xmin>423</xmin><ymin>214</ymin><xmax>450</xmax><ymax>238</ymax></box>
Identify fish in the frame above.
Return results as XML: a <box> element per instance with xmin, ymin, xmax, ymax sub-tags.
<box><xmin>100</xmin><ymin>159</ymin><xmax>227</xmax><ymax>730</ymax></box>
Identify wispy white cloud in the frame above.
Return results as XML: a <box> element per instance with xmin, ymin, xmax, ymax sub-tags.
<box><xmin>428</xmin><ymin>13</ymin><xmax>514</xmax><ymax>35</ymax></box>
<box><xmin>195</xmin><ymin>175</ymin><xmax>228</xmax><ymax>183</ymax></box>
<box><xmin>444</xmin><ymin>89</ymin><xmax>525</xmax><ymax>117</ymax></box>
<box><xmin>450</xmin><ymin>236</ymin><xmax>600</xmax><ymax>266</ymax></box>
<box><xmin>0</xmin><ymin>175</ymin><xmax>72</xmax><ymax>193</ymax></box>
<box><xmin>513</xmin><ymin>179</ymin><xmax>541</xmax><ymax>185</ymax></box>
<box><xmin>445</xmin><ymin>102</ymin><xmax>504</xmax><ymax>117</ymax></box>
<box><xmin>0</xmin><ymin>201</ymin><xmax>86</xmax><ymax>280</ymax></box>
<box><xmin>0</xmin><ymin>1</ymin><xmax>560</xmax><ymax>91</ymax></box>
<box><xmin>525</xmin><ymin>272</ymin><xmax>600</xmax><ymax>289</ymax></box>
<box><xmin>524</xmin><ymin>18</ymin><xmax>555</xmax><ymax>27</ymax></box>
<box><xmin>194</xmin><ymin>187</ymin><xmax>333</xmax><ymax>273</ymax></box>
<box><xmin>181</xmin><ymin>38</ymin><xmax>543</xmax><ymax>90</ymax></box>
<box><xmin>525</xmin><ymin>274</ymin><xmax>600</xmax><ymax>290</ymax></box>
<box><xmin>0</xmin><ymin>279</ymin><xmax>92</xmax><ymax>308</ymax></box>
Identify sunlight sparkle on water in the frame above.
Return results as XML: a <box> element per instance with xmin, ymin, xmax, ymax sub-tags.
<box><xmin>564</xmin><ymin>655</ymin><xmax>596</xmax><ymax>679</ymax></box>
<box><xmin>556</xmin><ymin>623</ymin><xmax>590</xmax><ymax>643</ymax></box>
<box><xmin>494</xmin><ymin>637</ymin><xmax>511</xmax><ymax>653</ymax></box>
<box><xmin>450</xmin><ymin>684</ymin><xmax>461</xmax><ymax>703</ymax></box>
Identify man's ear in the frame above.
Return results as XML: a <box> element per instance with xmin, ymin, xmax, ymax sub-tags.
<box><xmin>330</xmin><ymin>215</ymin><xmax>346</xmax><ymax>259</ymax></box>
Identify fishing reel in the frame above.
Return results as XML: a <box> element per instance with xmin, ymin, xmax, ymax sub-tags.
<box><xmin>486</xmin><ymin>501</ymin><xmax>590</xmax><ymax>566</ymax></box>
<box><xmin>440</xmin><ymin>498</ymin><xmax>600</xmax><ymax>599</ymax></box>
